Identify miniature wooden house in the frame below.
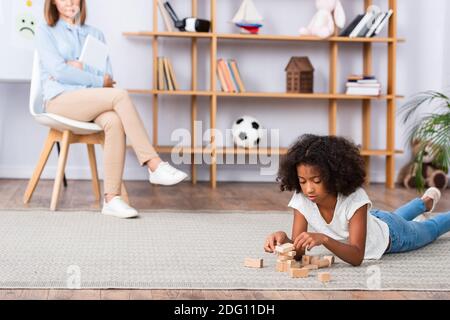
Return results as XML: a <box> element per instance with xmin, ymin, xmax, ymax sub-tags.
<box><xmin>285</xmin><ymin>57</ymin><xmax>314</xmax><ymax>93</ymax></box>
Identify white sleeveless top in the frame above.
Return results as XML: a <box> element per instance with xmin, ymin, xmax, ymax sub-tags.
<box><xmin>288</xmin><ymin>188</ymin><xmax>389</xmax><ymax>260</ymax></box>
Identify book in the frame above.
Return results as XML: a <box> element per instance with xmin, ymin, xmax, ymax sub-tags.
<box><xmin>357</xmin><ymin>12</ymin><xmax>381</xmax><ymax>37</ymax></box>
<box><xmin>157</xmin><ymin>0</ymin><xmax>174</xmax><ymax>32</ymax></box>
<box><xmin>225</xmin><ymin>60</ymin><xmax>238</xmax><ymax>92</ymax></box>
<box><xmin>346</xmin><ymin>87</ymin><xmax>381</xmax><ymax>95</ymax></box>
<box><xmin>230</xmin><ymin>59</ymin><xmax>246</xmax><ymax>93</ymax></box>
<box><xmin>163</xmin><ymin>58</ymin><xmax>174</xmax><ymax>91</ymax></box>
<box><xmin>357</xmin><ymin>79</ymin><xmax>379</xmax><ymax>84</ymax></box>
<box><xmin>374</xmin><ymin>9</ymin><xmax>394</xmax><ymax>36</ymax></box>
<box><xmin>365</xmin><ymin>12</ymin><xmax>386</xmax><ymax>37</ymax></box>
<box><xmin>340</xmin><ymin>14</ymin><xmax>364</xmax><ymax>37</ymax></box>
<box><xmin>349</xmin><ymin>12</ymin><xmax>375</xmax><ymax>38</ymax></box>
<box><xmin>346</xmin><ymin>82</ymin><xmax>381</xmax><ymax>88</ymax></box>
<box><xmin>167</xmin><ymin>59</ymin><xmax>178</xmax><ymax>90</ymax></box>
<box><xmin>217</xmin><ymin>59</ymin><xmax>233</xmax><ymax>92</ymax></box>
<box><xmin>347</xmin><ymin>74</ymin><xmax>376</xmax><ymax>81</ymax></box>
<box><xmin>219</xmin><ymin>59</ymin><xmax>235</xmax><ymax>93</ymax></box>
<box><xmin>157</xmin><ymin>57</ymin><xmax>165</xmax><ymax>90</ymax></box>
<box><xmin>217</xmin><ymin>59</ymin><xmax>226</xmax><ymax>91</ymax></box>
<box><xmin>79</xmin><ymin>34</ymin><xmax>109</xmax><ymax>72</ymax></box>
<box><xmin>227</xmin><ymin>60</ymin><xmax>240</xmax><ymax>92</ymax></box>
<box><xmin>357</xmin><ymin>24</ymin><xmax>371</xmax><ymax>38</ymax></box>
<box><xmin>157</xmin><ymin>57</ymin><xmax>179</xmax><ymax>90</ymax></box>
<box><xmin>216</xmin><ymin>61</ymin><xmax>228</xmax><ymax>92</ymax></box>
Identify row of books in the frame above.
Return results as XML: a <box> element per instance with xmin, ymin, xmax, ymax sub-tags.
<box><xmin>217</xmin><ymin>59</ymin><xmax>246</xmax><ymax>93</ymax></box>
<box><xmin>345</xmin><ymin>75</ymin><xmax>381</xmax><ymax>96</ymax></box>
<box><xmin>340</xmin><ymin>9</ymin><xmax>394</xmax><ymax>38</ymax></box>
<box><xmin>157</xmin><ymin>57</ymin><xmax>179</xmax><ymax>91</ymax></box>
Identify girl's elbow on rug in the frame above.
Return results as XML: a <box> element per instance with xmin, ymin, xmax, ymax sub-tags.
<box><xmin>349</xmin><ymin>251</ymin><xmax>365</xmax><ymax>266</ymax></box>
<box><xmin>350</xmin><ymin>258</ymin><xmax>364</xmax><ymax>267</ymax></box>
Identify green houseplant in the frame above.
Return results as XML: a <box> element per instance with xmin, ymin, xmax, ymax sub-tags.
<box><xmin>399</xmin><ymin>90</ymin><xmax>450</xmax><ymax>191</ymax></box>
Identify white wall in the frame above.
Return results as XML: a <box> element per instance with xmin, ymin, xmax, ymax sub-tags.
<box><xmin>0</xmin><ymin>0</ymin><xmax>448</xmax><ymax>183</ymax></box>
<box><xmin>444</xmin><ymin>0</ymin><xmax>450</xmax><ymax>88</ymax></box>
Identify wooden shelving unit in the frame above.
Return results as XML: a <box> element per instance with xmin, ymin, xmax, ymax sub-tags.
<box><xmin>123</xmin><ymin>31</ymin><xmax>405</xmax><ymax>43</ymax></box>
<box><xmin>124</xmin><ymin>0</ymin><xmax>403</xmax><ymax>189</ymax></box>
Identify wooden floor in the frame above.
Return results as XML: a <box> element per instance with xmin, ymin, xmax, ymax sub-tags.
<box><xmin>0</xmin><ymin>179</ymin><xmax>449</xmax><ymax>300</ymax></box>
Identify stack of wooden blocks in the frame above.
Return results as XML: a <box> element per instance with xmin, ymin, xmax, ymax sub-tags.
<box><xmin>275</xmin><ymin>243</ymin><xmax>334</xmax><ymax>283</ymax></box>
<box><xmin>243</xmin><ymin>243</ymin><xmax>335</xmax><ymax>283</ymax></box>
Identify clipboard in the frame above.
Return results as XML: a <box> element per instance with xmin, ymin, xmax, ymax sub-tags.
<box><xmin>79</xmin><ymin>34</ymin><xmax>109</xmax><ymax>72</ymax></box>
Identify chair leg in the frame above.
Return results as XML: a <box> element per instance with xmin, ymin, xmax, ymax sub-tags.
<box><xmin>50</xmin><ymin>130</ymin><xmax>71</xmax><ymax>211</ymax></box>
<box><xmin>23</xmin><ymin>130</ymin><xmax>57</xmax><ymax>204</ymax></box>
<box><xmin>56</xmin><ymin>142</ymin><xmax>68</xmax><ymax>188</ymax></box>
<box><xmin>87</xmin><ymin>144</ymin><xmax>101</xmax><ymax>201</ymax></box>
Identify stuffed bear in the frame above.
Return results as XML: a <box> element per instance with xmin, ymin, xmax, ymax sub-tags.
<box><xmin>299</xmin><ymin>0</ymin><xmax>346</xmax><ymax>39</ymax></box>
<box><xmin>397</xmin><ymin>140</ymin><xmax>449</xmax><ymax>190</ymax></box>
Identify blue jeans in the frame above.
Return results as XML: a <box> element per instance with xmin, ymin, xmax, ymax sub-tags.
<box><xmin>370</xmin><ymin>198</ymin><xmax>450</xmax><ymax>254</ymax></box>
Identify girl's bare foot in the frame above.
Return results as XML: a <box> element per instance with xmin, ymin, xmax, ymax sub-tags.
<box><xmin>422</xmin><ymin>196</ymin><xmax>434</xmax><ymax>212</ymax></box>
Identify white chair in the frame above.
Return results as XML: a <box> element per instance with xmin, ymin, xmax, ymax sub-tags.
<box><xmin>23</xmin><ymin>51</ymin><xmax>128</xmax><ymax>211</ymax></box>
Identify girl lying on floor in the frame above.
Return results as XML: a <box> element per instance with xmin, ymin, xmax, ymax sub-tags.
<box><xmin>264</xmin><ymin>134</ymin><xmax>449</xmax><ymax>266</ymax></box>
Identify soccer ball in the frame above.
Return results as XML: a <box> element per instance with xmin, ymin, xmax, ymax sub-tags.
<box><xmin>231</xmin><ymin>116</ymin><xmax>263</xmax><ymax>148</ymax></box>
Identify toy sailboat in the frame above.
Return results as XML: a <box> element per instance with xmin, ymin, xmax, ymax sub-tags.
<box><xmin>231</xmin><ymin>0</ymin><xmax>263</xmax><ymax>34</ymax></box>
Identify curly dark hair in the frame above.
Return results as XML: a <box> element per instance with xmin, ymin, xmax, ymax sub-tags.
<box><xmin>277</xmin><ymin>134</ymin><xmax>366</xmax><ymax>196</ymax></box>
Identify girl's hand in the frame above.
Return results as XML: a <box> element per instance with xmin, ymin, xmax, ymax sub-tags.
<box><xmin>264</xmin><ymin>231</ymin><xmax>288</xmax><ymax>253</ymax></box>
<box><xmin>67</xmin><ymin>60</ymin><xmax>83</xmax><ymax>70</ymax></box>
<box><xmin>103</xmin><ymin>74</ymin><xmax>116</xmax><ymax>88</ymax></box>
<box><xmin>293</xmin><ymin>232</ymin><xmax>328</xmax><ymax>251</ymax></box>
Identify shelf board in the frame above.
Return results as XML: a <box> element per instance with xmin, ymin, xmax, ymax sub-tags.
<box><xmin>128</xmin><ymin>89</ymin><xmax>403</xmax><ymax>100</ymax></box>
<box><xmin>216</xmin><ymin>92</ymin><xmax>404</xmax><ymax>100</ymax></box>
<box><xmin>151</xmin><ymin>146</ymin><xmax>287</xmax><ymax>155</ymax></box>
<box><xmin>360</xmin><ymin>149</ymin><xmax>403</xmax><ymax>156</ymax></box>
<box><xmin>123</xmin><ymin>31</ymin><xmax>405</xmax><ymax>43</ymax></box>
<box><xmin>218</xmin><ymin>33</ymin><xmax>404</xmax><ymax>43</ymax></box>
<box><xmin>123</xmin><ymin>31</ymin><xmax>213</xmax><ymax>38</ymax></box>
<box><xmin>139</xmin><ymin>146</ymin><xmax>403</xmax><ymax>157</ymax></box>
<box><xmin>216</xmin><ymin>147</ymin><xmax>288</xmax><ymax>155</ymax></box>
<box><xmin>156</xmin><ymin>146</ymin><xmax>211</xmax><ymax>154</ymax></box>
<box><xmin>127</xmin><ymin>89</ymin><xmax>213</xmax><ymax>96</ymax></box>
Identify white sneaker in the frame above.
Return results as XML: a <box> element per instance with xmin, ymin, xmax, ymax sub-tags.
<box><xmin>101</xmin><ymin>196</ymin><xmax>139</xmax><ymax>219</ymax></box>
<box><xmin>148</xmin><ymin>162</ymin><xmax>188</xmax><ymax>186</ymax></box>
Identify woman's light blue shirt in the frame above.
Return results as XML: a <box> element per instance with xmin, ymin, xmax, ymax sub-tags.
<box><xmin>35</xmin><ymin>19</ymin><xmax>113</xmax><ymax>102</ymax></box>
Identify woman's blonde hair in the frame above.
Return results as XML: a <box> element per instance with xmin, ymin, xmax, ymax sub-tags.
<box><xmin>44</xmin><ymin>0</ymin><xmax>87</xmax><ymax>27</ymax></box>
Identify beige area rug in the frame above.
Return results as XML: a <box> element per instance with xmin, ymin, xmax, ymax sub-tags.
<box><xmin>0</xmin><ymin>210</ymin><xmax>449</xmax><ymax>291</ymax></box>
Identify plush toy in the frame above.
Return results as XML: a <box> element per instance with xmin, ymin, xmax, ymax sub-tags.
<box><xmin>299</xmin><ymin>0</ymin><xmax>346</xmax><ymax>39</ymax></box>
<box><xmin>397</xmin><ymin>140</ymin><xmax>449</xmax><ymax>190</ymax></box>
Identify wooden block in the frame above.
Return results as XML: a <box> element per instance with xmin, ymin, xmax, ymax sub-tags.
<box><xmin>244</xmin><ymin>258</ymin><xmax>263</xmax><ymax>268</ymax></box>
<box><xmin>310</xmin><ymin>256</ymin><xmax>322</xmax><ymax>265</ymax></box>
<box><xmin>302</xmin><ymin>264</ymin><xmax>319</xmax><ymax>270</ymax></box>
<box><xmin>289</xmin><ymin>268</ymin><xmax>309</xmax><ymax>278</ymax></box>
<box><xmin>318</xmin><ymin>272</ymin><xmax>331</xmax><ymax>283</ymax></box>
<box><xmin>275</xmin><ymin>243</ymin><xmax>295</xmax><ymax>254</ymax></box>
<box><xmin>277</xmin><ymin>255</ymin><xmax>294</xmax><ymax>261</ymax></box>
<box><xmin>276</xmin><ymin>261</ymin><xmax>288</xmax><ymax>272</ymax></box>
<box><xmin>302</xmin><ymin>255</ymin><xmax>312</xmax><ymax>266</ymax></box>
<box><xmin>280</xmin><ymin>251</ymin><xmax>297</xmax><ymax>257</ymax></box>
<box><xmin>286</xmin><ymin>260</ymin><xmax>300</xmax><ymax>269</ymax></box>
<box><xmin>323</xmin><ymin>255</ymin><xmax>335</xmax><ymax>265</ymax></box>
<box><xmin>312</xmin><ymin>259</ymin><xmax>331</xmax><ymax>269</ymax></box>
